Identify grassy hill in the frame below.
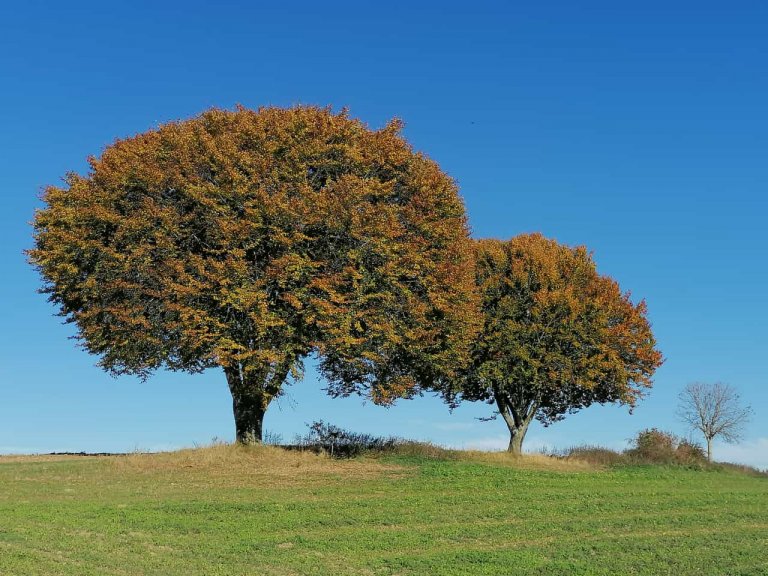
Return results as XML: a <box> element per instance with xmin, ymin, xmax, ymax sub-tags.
<box><xmin>1</xmin><ymin>444</ymin><xmax>766</xmax><ymax>575</ymax></box>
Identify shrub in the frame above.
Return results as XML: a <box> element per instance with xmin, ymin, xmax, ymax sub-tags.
<box><xmin>626</xmin><ymin>428</ymin><xmax>707</xmax><ymax>466</ymax></box>
<box><xmin>295</xmin><ymin>421</ymin><xmax>400</xmax><ymax>458</ymax></box>
<box><xmin>675</xmin><ymin>438</ymin><xmax>707</xmax><ymax>465</ymax></box>
<box><xmin>628</xmin><ymin>428</ymin><xmax>678</xmax><ymax>463</ymax></box>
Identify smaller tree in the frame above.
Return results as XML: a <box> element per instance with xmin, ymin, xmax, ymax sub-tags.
<box><xmin>677</xmin><ymin>382</ymin><xmax>753</xmax><ymax>461</ymax></box>
<box><xmin>444</xmin><ymin>234</ymin><xmax>663</xmax><ymax>454</ymax></box>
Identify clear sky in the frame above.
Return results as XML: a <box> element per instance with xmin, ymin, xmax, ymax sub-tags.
<box><xmin>1</xmin><ymin>1</ymin><xmax>766</xmax><ymax>468</ymax></box>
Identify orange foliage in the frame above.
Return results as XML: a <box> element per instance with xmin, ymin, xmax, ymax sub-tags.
<box><xmin>447</xmin><ymin>233</ymin><xmax>663</xmax><ymax>449</ymax></box>
<box><xmin>30</xmin><ymin>106</ymin><xmax>481</xmax><ymax>438</ymax></box>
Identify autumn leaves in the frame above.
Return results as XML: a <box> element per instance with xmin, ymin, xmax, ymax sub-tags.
<box><xmin>30</xmin><ymin>106</ymin><xmax>662</xmax><ymax>450</ymax></box>
<box><xmin>445</xmin><ymin>235</ymin><xmax>663</xmax><ymax>452</ymax></box>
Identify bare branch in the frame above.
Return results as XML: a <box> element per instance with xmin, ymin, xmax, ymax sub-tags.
<box><xmin>677</xmin><ymin>382</ymin><xmax>753</xmax><ymax>461</ymax></box>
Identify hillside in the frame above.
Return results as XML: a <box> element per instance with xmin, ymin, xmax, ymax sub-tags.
<box><xmin>1</xmin><ymin>445</ymin><xmax>766</xmax><ymax>575</ymax></box>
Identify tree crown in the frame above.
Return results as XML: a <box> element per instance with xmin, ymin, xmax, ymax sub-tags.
<box><xmin>677</xmin><ymin>382</ymin><xmax>752</xmax><ymax>443</ymax></box>
<box><xmin>450</xmin><ymin>233</ymin><xmax>663</xmax><ymax>424</ymax></box>
<box><xmin>30</xmin><ymin>105</ymin><xmax>480</xmax><ymax>403</ymax></box>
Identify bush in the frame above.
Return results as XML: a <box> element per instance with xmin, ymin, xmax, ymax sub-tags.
<box><xmin>626</xmin><ymin>428</ymin><xmax>707</xmax><ymax>466</ymax></box>
<box><xmin>627</xmin><ymin>428</ymin><xmax>678</xmax><ymax>463</ymax></box>
<box><xmin>560</xmin><ymin>431</ymin><xmax>708</xmax><ymax>468</ymax></box>
<box><xmin>675</xmin><ymin>438</ymin><xmax>707</xmax><ymax>464</ymax></box>
<box><xmin>294</xmin><ymin>421</ymin><xmax>400</xmax><ymax>458</ymax></box>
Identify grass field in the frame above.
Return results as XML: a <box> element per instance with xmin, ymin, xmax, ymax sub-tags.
<box><xmin>1</xmin><ymin>445</ymin><xmax>766</xmax><ymax>575</ymax></box>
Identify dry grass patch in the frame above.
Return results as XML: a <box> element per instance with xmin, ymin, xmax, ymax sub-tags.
<box><xmin>112</xmin><ymin>442</ymin><xmax>406</xmax><ymax>486</ymax></box>
<box><xmin>0</xmin><ymin>454</ymin><xmax>111</xmax><ymax>464</ymax></box>
<box><xmin>458</xmin><ymin>450</ymin><xmax>599</xmax><ymax>472</ymax></box>
<box><xmin>380</xmin><ymin>441</ymin><xmax>599</xmax><ymax>472</ymax></box>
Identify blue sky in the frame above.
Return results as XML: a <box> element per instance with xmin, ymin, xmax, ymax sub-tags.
<box><xmin>1</xmin><ymin>1</ymin><xmax>766</xmax><ymax>467</ymax></box>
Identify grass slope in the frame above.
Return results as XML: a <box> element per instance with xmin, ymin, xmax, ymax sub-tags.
<box><xmin>1</xmin><ymin>445</ymin><xmax>766</xmax><ymax>575</ymax></box>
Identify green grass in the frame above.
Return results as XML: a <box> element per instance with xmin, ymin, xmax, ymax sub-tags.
<box><xmin>1</xmin><ymin>445</ymin><xmax>766</xmax><ymax>575</ymax></box>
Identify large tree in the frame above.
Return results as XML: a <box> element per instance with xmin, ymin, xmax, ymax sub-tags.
<box><xmin>444</xmin><ymin>234</ymin><xmax>663</xmax><ymax>453</ymax></box>
<box><xmin>30</xmin><ymin>106</ymin><xmax>480</xmax><ymax>443</ymax></box>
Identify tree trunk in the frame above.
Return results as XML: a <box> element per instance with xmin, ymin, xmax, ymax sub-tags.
<box><xmin>507</xmin><ymin>422</ymin><xmax>530</xmax><ymax>455</ymax></box>
<box><xmin>706</xmin><ymin>437</ymin><xmax>712</xmax><ymax>462</ymax></box>
<box><xmin>224</xmin><ymin>365</ymin><xmax>283</xmax><ymax>444</ymax></box>
<box><xmin>493</xmin><ymin>389</ymin><xmax>535</xmax><ymax>455</ymax></box>
<box><xmin>231</xmin><ymin>386</ymin><xmax>270</xmax><ymax>444</ymax></box>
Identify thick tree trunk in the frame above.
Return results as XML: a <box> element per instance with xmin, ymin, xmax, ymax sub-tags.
<box><xmin>224</xmin><ymin>365</ymin><xmax>286</xmax><ymax>444</ymax></box>
<box><xmin>231</xmin><ymin>387</ymin><xmax>270</xmax><ymax>444</ymax></box>
<box><xmin>507</xmin><ymin>422</ymin><xmax>530</xmax><ymax>455</ymax></box>
<box><xmin>706</xmin><ymin>437</ymin><xmax>712</xmax><ymax>462</ymax></box>
<box><xmin>493</xmin><ymin>389</ymin><xmax>535</xmax><ymax>455</ymax></box>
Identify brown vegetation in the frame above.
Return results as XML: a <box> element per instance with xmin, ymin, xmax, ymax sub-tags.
<box><xmin>443</xmin><ymin>234</ymin><xmax>663</xmax><ymax>454</ymax></box>
<box><xmin>30</xmin><ymin>105</ymin><xmax>481</xmax><ymax>443</ymax></box>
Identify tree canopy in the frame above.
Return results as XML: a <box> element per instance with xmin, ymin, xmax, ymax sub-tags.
<box><xmin>444</xmin><ymin>234</ymin><xmax>663</xmax><ymax>453</ymax></box>
<box><xmin>30</xmin><ymin>105</ymin><xmax>480</xmax><ymax>442</ymax></box>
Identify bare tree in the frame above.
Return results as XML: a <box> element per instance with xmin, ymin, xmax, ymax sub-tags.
<box><xmin>677</xmin><ymin>382</ymin><xmax>753</xmax><ymax>461</ymax></box>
